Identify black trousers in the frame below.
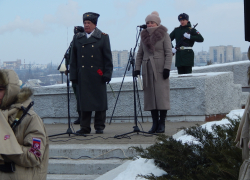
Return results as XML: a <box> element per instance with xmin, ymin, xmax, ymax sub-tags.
<box><xmin>177</xmin><ymin>66</ymin><xmax>192</xmax><ymax>74</ymax></box>
<box><xmin>80</xmin><ymin>110</ymin><xmax>106</xmax><ymax>132</ymax></box>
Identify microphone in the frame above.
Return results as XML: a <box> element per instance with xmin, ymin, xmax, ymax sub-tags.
<box><xmin>137</xmin><ymin>24</ymin><xmax>147</xmax><ymax>29</ymax></box>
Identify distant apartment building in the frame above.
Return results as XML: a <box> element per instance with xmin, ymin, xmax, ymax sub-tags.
<box><xmin>3</xmin><ymin>59</ymin><xmax>21</xmax><ymax>69</ymax></box>
<box><xmin>195</xmin><ymin>51</ymin><xmax>210</xmax><ymax>64</ymax></box>
<box><xmin>112</xmin><ymin>50</ymin><xmax>129</xmax><ymax>69</ymax></box>
<box><xmin>242</xmin><ymin>52</ymin><xmax>249</xmax><ymax>60</ymax></box>
<box><xmin>209</xmin><ymin>45</ymin><xmax>242</xmax><ymax>63</ymax></box>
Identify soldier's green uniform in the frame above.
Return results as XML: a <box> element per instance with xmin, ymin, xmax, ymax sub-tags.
<box><xmin>170</xmin><ymin>14</ymin><xmax>204</xmax><ymax>74</ymax></box>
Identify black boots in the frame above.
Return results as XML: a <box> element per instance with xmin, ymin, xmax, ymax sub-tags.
<box><xmin>148</xmin><ymin>110</ymin><xmax>159</xmax><ymax>133</ymax></box>
<box><xmin>156</xmin><ymin>110</ymin><xmax>167</xmax><ymax>133</ymax></box>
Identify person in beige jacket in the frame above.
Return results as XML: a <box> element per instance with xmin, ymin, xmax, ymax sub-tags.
<box><xmin>0</xmin><ymin>69</ymin><xmax>49</xmax><ymax>180</ymax></box>
<box><xmin>134</xmin><ymin>11</ymin><xmax>172</xmax><ymax>133</ymax></box>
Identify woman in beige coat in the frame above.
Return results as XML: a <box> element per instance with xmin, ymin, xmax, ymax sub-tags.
<box><xmin>134</xmin><ymin>11</ymin><xmax>172</xmax><ymax>133</ymax></box>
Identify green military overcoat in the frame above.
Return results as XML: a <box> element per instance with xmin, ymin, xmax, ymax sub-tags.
<box><xmin>69</xmin><ymin>27</ymin><xmax>113</xmax><ymax>111</ymax></box>
<box><xmin>170</xmin><ymin>21</ymin><xmax>204</xmax><ymax>67</ymax></box>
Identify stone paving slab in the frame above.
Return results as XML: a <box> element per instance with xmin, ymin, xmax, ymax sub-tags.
<box><xmin>48</xmin><ymin>159</ymin><xmax>124</xmax><ymax>175</ymax></box>
<box><xmin>47</xmin><ymin>174</ymin><xmax>100</xmax><ymax>180</ymax></box>
<box><xmin>49</xmin><ymin>144</ymin><xmax>151</xmax><ymax>159</ymax></box>
<box><xmin>46</xmin><ymin>121</ymin><xmax>205</xmax><ymax>145</ymax></box>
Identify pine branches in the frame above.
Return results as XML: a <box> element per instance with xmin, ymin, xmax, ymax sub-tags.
<box><xmin>131</xmin><ymin>117</ymin><xmax>242</xmax><ymax>180</ymax></box>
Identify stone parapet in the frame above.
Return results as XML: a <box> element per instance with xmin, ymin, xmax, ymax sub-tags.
<box><xmin>33</xmin><ymin>72</ymin><xmax>241</xmax><ymax>123</ymax></box>
<box><xmin>191</xmin><ymin>60</ymin><xmax>250</xmax><ymax>87</ymax></box>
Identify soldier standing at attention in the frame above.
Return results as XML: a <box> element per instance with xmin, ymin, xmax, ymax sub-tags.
<box><xmin>70</xmin><ymin>12</ymin><xmax>113</xmax><ymax>134</ymax></box>
<box><xmin>170</xmin><ymin>13</ymin><xmax>204</xmax><ymax>74</ymax></box>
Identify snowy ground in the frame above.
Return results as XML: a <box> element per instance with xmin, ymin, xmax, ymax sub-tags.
<box><xmin>112</xmin><ymin>109</ymin><xmax>245</xmax><ymax>180</ymax></box>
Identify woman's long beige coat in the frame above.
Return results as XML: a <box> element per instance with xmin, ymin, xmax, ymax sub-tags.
<box><xmin>135</xmin><ymin>25</ymin><xmax>172</xmax><ymax>111</ymax></box>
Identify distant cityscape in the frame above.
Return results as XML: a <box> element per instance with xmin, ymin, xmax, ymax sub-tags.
<box><xmin>194</xmin><ymin>45</ymin><xmax>248</xmax><ymax>66</ymax></box>
<box><xmin>0</xmin><ymin>45</ymin><xmax>249</xmax><ymax>87</ymax></box>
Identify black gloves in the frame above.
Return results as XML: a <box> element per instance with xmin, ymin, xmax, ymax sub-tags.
<box><xmin>133</xmin><ymin>70</ymin><xmax>140</xmax><ymax>77</ymax></box>
<box><xmin>163</xmin><ymin>69</ymin><xmax>170</xmax><ymax>79</ymax></box>
<box><xmin>102</xmin><ymin>76</ymin><xmax>111</xmax><ymax>84</ymax></box>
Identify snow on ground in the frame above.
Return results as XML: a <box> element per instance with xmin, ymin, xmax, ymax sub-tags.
<box><xmin>41</xmin><ymin>68</ymin><xmax>234</xmax><ymax>88</ymax></box>
<box><xmin>113</xmin><ymin>109</ymin><xmax>245</xmax><ymax>180</ymax></box>
<box><xmin>170</xmin><ymin>71</ymin><xmax>228</xmax><ymax>78</ymax></box>
<box><xmin>41</xmin><ymin>83</ymin><xmax>68</xmax><ymax>88</ymax></box>
<box><xmin>113</xmin><ymin>158</ymin><xmax>166</xmax><ymax>180</ymax></box>
<box><xmin>177</xmin><ymin>109</ymin><xmax>245</xmax><ymax>144</ymax></box>
<box><xmin>170</xmin><ymin>60</ymin><xmax>249</xmax><ymax>73</ymax></box>
<box><xmin>110</xmin><ymin>76</ymin><xmax>133</xmax><ymax>83</ymax></box>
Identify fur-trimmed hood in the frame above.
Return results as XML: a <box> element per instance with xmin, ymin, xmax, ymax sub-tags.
<box><xmin>0</xmin><ymin>69</ymin><xmax>33</xmax><ymax>110</ymax></box>
<box><xmin>141</xmin><ymin>25</ymin><xmax>168</xmax><ymax>52</ymax></box>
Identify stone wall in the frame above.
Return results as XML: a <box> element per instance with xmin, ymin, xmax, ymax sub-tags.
<box><xmin>33</xmin><ymin>72</ymin><xmax>242</xmax><ymax>123</ymax></box>
<box><xmin>191</xmin><ymin>60</ymin><xmax>250</xmax><ymax>87</ymax></box>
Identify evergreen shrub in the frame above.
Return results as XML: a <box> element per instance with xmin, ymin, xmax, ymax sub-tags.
<box><xmin>132</xmin><ymin>117</ymin><xmax>242</xmax><ymax>180</ymax></box>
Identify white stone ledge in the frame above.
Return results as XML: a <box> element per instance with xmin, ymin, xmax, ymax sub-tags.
<box><xmin>32</xmin><ymin>71</ymin><xmax>241</xmax><ymax>123</ymax></box>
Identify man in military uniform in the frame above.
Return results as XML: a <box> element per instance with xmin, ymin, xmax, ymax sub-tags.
<box><xmin>70</xmin><ymin>12</ymin><xmax>113</xmax><ymax>134</ymax></box>
<box><xmin>170</xmin><ymin>13</ymin><xmax>204</xmax><ymax>74</ymax></box>
<box><xmin>65</xmin><ymin>26</ymin><xmax>84</xmax><ymax>124</ymax></box>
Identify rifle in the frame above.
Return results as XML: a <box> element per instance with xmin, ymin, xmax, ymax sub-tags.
<box><xmin>11</xmin><ymin>101</ymin><xmax>34</xmax><ymax>131</ymax></box>
<box><xmin>175</xmin><ymin>23</ymin><xmax>198</xmax><ymax>51</ymax></box>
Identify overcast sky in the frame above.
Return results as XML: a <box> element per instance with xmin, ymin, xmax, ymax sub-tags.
<box><xmin>0</xmin><ymin>0</ymin><xmax>248</xmax><ymax>64</ymax></box>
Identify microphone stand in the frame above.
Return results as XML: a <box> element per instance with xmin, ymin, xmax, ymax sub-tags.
<box><xmin>110</xmin><ymin>26</ymin><xmax>157</xmax><ymax>138</ymax></box>
<box><xmin>49</xmin><ymin>53</ymin><xmax>86</xmax><ymax>137</ymax></box>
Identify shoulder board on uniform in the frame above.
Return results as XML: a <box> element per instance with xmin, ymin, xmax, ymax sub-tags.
<box><xmin>102</xmin><ymin>32</ymin><xmax>108</xmax><ymax>35</ymax></box>
<box><xmin>76</xmin><ymin>32</ymin><xmax>85</xmax><ymax>39</ymax></box>
<box><xmin>175</xmin><ymin>27</ymin><xmax>179</xmax><ymax>29</ymax></box>
<box><xmin>189</xmin><ymin>27</ymin><xmax>192</xmax><ymax>29</ymax></box>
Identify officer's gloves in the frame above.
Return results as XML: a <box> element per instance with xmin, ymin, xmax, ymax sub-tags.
<box><xmin>163</xmin><ymin>69</ymin><xmax>170</xmax><ymax>79</ymax></box>
<box><xmin>102</xmin><ymin>76</ymin><xmax>111</xmax><ymax>84</ymax></box>
<box><xmin>183</xmin><ymin>32</ymin><xmax>191</xmax><ymax>39</ymax></box>
<box><xmin>133</xmin><ymin>70</ymin><xmax>140</xmax><ymax>77</ymax></box>
<box><xmin>172</xmin><ymin>48</ymin><xmax>177</xmax><ymax>54</ymax></box>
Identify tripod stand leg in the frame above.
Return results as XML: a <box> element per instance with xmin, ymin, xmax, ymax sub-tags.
<box><xmin>112</xmin><ymin>27</ymin><xmax>158</xmax><ymax>138</ymax></box>
<box><xmin>135</xmin><ymin>79</ymin><xmax>144</xmax><ymax>123</ymax></box>
<box><xmin>109</xmin><ymin>55</ymin><xmax>131</xmax><ymax>125</ymax></box>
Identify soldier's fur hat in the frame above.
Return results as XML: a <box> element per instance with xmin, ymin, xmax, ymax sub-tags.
<box><xmin>178</xmin><ymin>13</ymin><xmax>189</xmax><ymax>21</ymax></box>
<box><xmin>83</xmin><ymin>12</ymin><xmax>100</xmax><ymax>25</ymax></box>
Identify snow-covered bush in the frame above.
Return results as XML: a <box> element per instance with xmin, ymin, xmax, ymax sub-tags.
<box><xmin>132</xmin><ymin>117</ymin><xmax>242</xmax><ymax>180</ymax></box>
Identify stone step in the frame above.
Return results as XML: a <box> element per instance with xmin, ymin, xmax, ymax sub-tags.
<box><xmin>49</xmin><ymin>144</ymin><xmax>151</xmax><ymax>159</ymax></box>
<box><xmin>47</xmin><ymin>174</ymin><xmax>100</xmax><ymax>180</ymax></box>
<box><xmin>48</xmin><ymin>159</ymin><xmax>125</xmax><ymax>175</ymax></box>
